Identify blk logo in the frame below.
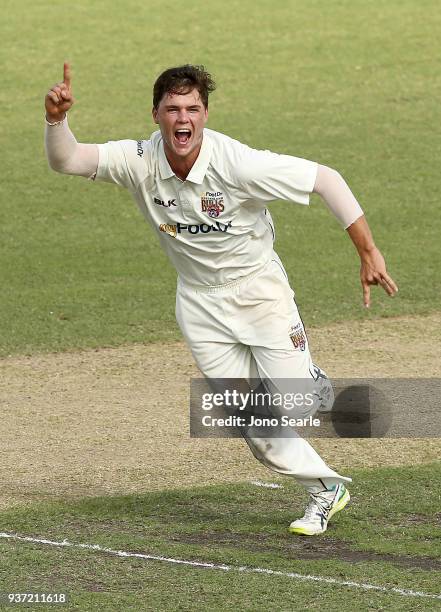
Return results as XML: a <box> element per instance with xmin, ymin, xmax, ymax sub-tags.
<box><xmin>154</xmin><ymin>197</ymin><xmax>177</xmax><ymax>208</ymax></box>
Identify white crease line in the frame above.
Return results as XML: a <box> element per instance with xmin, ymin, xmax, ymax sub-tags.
<box><xmin>1</xmin><ymin>531</ymin><xmax>440</xmax><ymax>600</ymax></box>
<box><xmin>250</xmin><ymin>480</ymin><xmax>284</xmax><ymax>489</ymax></box>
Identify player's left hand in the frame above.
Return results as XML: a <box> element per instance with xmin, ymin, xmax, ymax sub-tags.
<box><xmin>359</xmin><ymin>246</ymin><xmax>398</xmax><ymax>308</ymax></box>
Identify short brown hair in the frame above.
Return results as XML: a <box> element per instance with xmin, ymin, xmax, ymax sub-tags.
<box><xmin>153</xmin><ymin>64</ymin><xmax>216</xmax><ymax>109</ymax></box>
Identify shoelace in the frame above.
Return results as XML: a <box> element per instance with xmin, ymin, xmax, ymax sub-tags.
<box><xmin>303</xmin><ymin>490</ymin><xmax>336</xmax><ymax>520</ymax></box>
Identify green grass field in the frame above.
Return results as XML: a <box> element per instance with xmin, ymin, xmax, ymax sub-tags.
<box><xmin>1</xmin><ymin>0</ymin><xmax>440</xmax><ymax>356</ymax></box>
<box><xmin>1</xmin><ymin>1</ymin><xmax>440</xmax><ymax>610</ymax></box>
<box><xmin>1</xmin><ymin>464</ymin><xmax>440</xmax><ymax>610</ymax></box>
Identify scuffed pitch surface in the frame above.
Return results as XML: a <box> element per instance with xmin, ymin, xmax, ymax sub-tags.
<box><xmin>1</xmin><ymin>313</ymin><xmax>440</xmax><ymax>510</ymax></box>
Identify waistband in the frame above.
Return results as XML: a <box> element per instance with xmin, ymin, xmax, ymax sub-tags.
<box><xmin>178</xmin><ymin>259</ymin><xmax>273</xmax><ymax>294</ymax></box>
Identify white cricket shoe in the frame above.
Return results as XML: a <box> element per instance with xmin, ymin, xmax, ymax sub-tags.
<box><xmin>288</xmin><ymin>484</ymin><xmax>350</xmax><ymax>536</ymax></box>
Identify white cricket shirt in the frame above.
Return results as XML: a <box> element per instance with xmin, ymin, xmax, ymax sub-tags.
<box><xmin>95</xmin><ymin>129</ymin><xmax>318</xmax><ymax>286</ymax></box>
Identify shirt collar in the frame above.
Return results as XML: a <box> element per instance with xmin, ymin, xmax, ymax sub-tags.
<box><xmin>158</xmin><ymin>130</ymin><xmax>213</xmax><ymax>184</ymax></box>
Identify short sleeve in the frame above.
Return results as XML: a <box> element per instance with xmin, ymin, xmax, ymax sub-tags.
<box><xmin>95</xmin><ymin>139</ymin><xmax>151</xmax><ymax>192</ymax></box>
<box><xmin>235</xmin><ymin>145</ymin><xmax>318</xmax><ymax>205</ymax></box>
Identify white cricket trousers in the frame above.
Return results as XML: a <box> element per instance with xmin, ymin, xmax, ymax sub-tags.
<box><xmin>176</xmin><ymin>253</ymin><xmax>351</xmax><ymax>490</ymax></box>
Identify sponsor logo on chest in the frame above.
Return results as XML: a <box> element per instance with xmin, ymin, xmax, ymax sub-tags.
<box><xmin>201</xmin><ymin>191</ymin><xmax>224</xmax><ymax>218</ymax></box>
<box><xmin>154</xmin><ymin>196</ymin><xmax>177</xmax><ymax>208</ymax></box>
<box><xmin>159</xmin><ymin>220</ymin><xmax>232</xmax><ymax>238</ymax></box>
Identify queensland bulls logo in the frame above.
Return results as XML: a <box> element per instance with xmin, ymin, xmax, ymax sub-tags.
<box><xmin>289</xmin><ymin>324</ymin><xmax>306</xmax><ymax>351</ymax></box>
<box><xmin>201</xmin><ymin>191</ymin><xmax>225</xmax><ymax>218</ymax></box>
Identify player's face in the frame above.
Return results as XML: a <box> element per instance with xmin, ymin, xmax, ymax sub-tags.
<box><xmin>152</xmin><ymin>89</ymin><xmax>208</xmax><ymax>165</ymax></box>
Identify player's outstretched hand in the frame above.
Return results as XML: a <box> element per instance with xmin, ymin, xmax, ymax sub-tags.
<box><xmin>359</xmin><ymin>245</ymin><xmax>398</xmax><ymax>308</ymax></box>
<box><xmin>45</xmin><ymin>62</ymin><xmax>74</xmax><ymax>123</ymax></box>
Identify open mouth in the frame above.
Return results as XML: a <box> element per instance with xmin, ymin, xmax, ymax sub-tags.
<box><xmin>174</xmin><ymin>129</ymin><xmax>192</xmax><ymax>146</ymax></box>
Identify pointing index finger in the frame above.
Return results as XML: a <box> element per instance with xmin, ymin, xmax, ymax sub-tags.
<box><xmin>363</xmin><ymin>282</ymin><xmax>371</xmax><ymax>309</ymax></box>
<box><xmin>63</xmin><ymin>62</ymin><xmax>71</xmax><ymax>87</ymax></box>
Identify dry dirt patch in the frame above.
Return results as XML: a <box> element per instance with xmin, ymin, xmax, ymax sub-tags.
<box><xmin>172</xmin><ymin>532</ymin><xmax>441</xmax><ymax>571</ymax></box>
<box><xmin>1</xmin><ymin>313</ymin><xmax>440</xmax><ymax>510</ymax></box>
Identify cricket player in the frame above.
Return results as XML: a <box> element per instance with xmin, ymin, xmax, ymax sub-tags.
<box><xmin>44</xmin><ymin>63</ymin><xmax>398</xmax><ymax>535</ymax></box>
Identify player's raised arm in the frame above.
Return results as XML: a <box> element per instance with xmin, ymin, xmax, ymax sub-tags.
<box><xmin>44</xmin><ymin>62</ymin><xmax>98</xmax><ymax>178</ymax></box>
